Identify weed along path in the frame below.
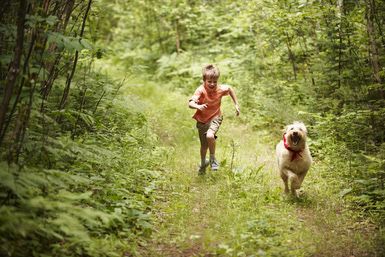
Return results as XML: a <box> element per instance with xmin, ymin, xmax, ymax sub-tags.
<box><xmin>126</xmin><ymin>82</ymin><xmax>378</xmax><ymax>257</ymax></box>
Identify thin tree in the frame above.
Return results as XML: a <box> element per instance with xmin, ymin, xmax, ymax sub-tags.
<box><xmin>0</xmin><ymin>0</ymin><xmax>27</xmax><ymax>147</ymax></box>
<box><xmin>58</xmin><ymin>0</ymin><xmax>92</xmax><ymax>111</ymax></box>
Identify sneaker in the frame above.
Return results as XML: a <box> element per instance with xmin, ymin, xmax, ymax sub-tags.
<box><xmin>198</xmin><ymin>159</ymin><xmax>210</xmax><ymax>175</ymax></box>
<box><xmin>210</xmin><ymin>159</ymin><xmax>219</xmax><ymax>171</ymax></box>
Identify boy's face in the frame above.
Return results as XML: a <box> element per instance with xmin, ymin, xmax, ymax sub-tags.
<box><xmin>204</xmin><ymin>77</ymin><xmax>218</xmax><ymax>90</ymax></box>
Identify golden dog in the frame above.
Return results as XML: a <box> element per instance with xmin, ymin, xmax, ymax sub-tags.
<box><xmin>276</xmin><ymin>122</ymin><xmax>312</xmax><ymax>197</ymax></box>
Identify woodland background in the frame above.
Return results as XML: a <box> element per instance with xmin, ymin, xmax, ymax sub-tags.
<box><xmin>0</xmin><ymin>0</ymin><xmax>384</xmax><ymax>256</ymax></box>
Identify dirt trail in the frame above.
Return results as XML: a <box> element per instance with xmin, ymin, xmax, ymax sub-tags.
<box><xmin>130</xmin><ymin>82</ymin><xmax>378</xmax><ymax>257</ymax></box>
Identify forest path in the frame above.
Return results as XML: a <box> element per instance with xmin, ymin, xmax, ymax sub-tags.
<box><xmin>124</xmin><ymin>81</ymin><xmax>377</xmax><ymax>257</ymax></box>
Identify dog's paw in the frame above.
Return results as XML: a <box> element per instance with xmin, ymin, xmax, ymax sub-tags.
<box><xmin>296</xmin><ymin>188</ymin><xmax>305</xmax><ymax>197</ymax></box>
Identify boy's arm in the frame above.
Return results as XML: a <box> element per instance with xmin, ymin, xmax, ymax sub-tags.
<box><xmin>189</xmin><ymin>99</ymin><xmax>207</xmax><ymax>111</ymax></box>
<box><xmin>229</xmin><ymin>87</ymin><xmax>240</xmax><ymax>116</ymax></box>
<box><xmin>189</xmin><ymin>87</ymin><xmax>207</xmax><ymax>111</ymax></box>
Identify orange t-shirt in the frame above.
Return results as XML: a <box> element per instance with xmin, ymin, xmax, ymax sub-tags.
<box><xmin>190</xmin><ymin>84</ymin><xmax>230</xmax><ymax>123</ymax></box>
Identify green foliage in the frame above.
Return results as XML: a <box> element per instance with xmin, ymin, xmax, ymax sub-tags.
<box><xmin>101</xmin><ymin>0</ymin><xmax>385</xmax><ymax>224</ymax></box>
<box><xmin>0</xmin><ymin>79</ymin><xmax>167</xmax><ymax>255</ymax></box>
<box><xmin>0</xmin><ymin>1</ymin><xmax>168</xmax><ymax>253</ymax></box>
<box><xmin>2</xmin><ymin>0</ymin><xmax>385</xmax><ymax>255</ymax></box>
<box><xmin>47</xmin><ymin>32</ymin><xmax>93</xmax><ymax>52</ymax></box>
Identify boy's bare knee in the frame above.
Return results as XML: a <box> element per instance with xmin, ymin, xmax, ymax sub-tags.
<box><xmin>206</xmin><ymin>132</ymin><xmax>215</xmax><ymax>140</ymax></box>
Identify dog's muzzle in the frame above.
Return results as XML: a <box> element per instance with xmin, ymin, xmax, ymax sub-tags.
<box><xmin>291</xmin><ymin>132</ymin><xmax>301</xmax><ymax>146</ymax></box>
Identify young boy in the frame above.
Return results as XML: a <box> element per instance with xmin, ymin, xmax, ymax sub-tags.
<box><xmin>188</xmin><ymin>64</ymin><xmax>240</xmax><ymax>174</ymax></box>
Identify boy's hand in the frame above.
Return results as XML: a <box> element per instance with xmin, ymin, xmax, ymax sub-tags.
<box><xmin>235</xmin><ymin>104</ymin><xmax>240</xmax><ymax>116</ymax></box>
<box><xmin>197</xmin><ymin>103</ymin><xmax>208</xmax><ymax>111</ymax></box>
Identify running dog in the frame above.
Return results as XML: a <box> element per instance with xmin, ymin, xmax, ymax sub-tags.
<box><xmin>276</xmin><ymin>122</ymin><xmax>312</xmax><ymax>197</ymax></box>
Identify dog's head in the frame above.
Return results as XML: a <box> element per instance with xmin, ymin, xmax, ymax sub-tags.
<box><xmin>284</xmin><ymin>121</ymin><xmax>307</xmax><ymax>150</ymax></box>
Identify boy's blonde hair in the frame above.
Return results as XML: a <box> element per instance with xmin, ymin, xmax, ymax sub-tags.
<box><xmin>202</xmin><ymin>64</ymin><xmax>220</xmax><ymax>81</ymax></box>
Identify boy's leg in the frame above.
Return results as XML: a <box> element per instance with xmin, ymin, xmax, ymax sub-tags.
<box><xmin>206</xmin><ymin>116</ymin><xmax>223</xmax><ymax>170</ymax></box>
<box><xmin>197</xmin><ymin>122</ymin><xmax>210</xmax><ymax>172</ymax></box>
<box><xmin>200</xmin><ymin>144</ymin><xmax>209</xmax><ymax>167</ymax></box>
<box><xmin>206</xmin><ymin>132</ymin><xmax>218</xmax><ymax>170</ymax></box>
<box><xmin>206</xmin><ymin>131</ymin><xmax>216</xmax><ymax>157</ymax></box>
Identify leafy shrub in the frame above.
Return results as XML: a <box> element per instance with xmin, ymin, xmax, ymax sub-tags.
<box><xmin>0</xmin><ymin>73</ymin><xmax>167</xmax><ymax>256</ymax></box>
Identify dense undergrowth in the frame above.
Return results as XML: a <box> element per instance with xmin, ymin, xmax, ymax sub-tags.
<box><xmin>0</xmin><ymin>71</ymin><xmax>167</xmax><ymax>256</ymax></box>
<box><xmin>0</xmin><ymin>81</ymin><xmax>163</xmax><ymax>256</ymax></box>
<box><xmin>1</xmin><ymin>0</ymin><xmax>385</xmax><ymax>256</ymax></box>
<box><xmin>0</xmin><ymin>1</ymin><xmax>168</xmax><ymax>255</ymax></box>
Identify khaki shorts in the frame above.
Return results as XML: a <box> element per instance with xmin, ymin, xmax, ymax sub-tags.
<box><xmin>196</xmin><ymin>116</ymin><xmax>223</xmax><ymax>146</ymax></box>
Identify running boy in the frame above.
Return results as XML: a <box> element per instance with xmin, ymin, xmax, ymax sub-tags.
<box><xmin>188</xmin><ymin>64</ymin><xmax>240</xmax><ymax>174</ymax></box>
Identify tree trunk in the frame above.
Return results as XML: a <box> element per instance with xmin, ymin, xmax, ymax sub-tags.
<box><xmin>0</xmin><ymin>0</ymin><xmax>27</xmax><ymax>146</ymax></box>
<box><xmin>366</xmin><ymin>0</ymin><xmax>382</xmax><ymax>84</ymax></box>
<box><xmin>0</xmin><ymin>0</ymin><xmax>11</xmax><ymax>23</ymax></box>
<box><xmin>337</xmin><ymin>0</ymin><xmax>343</xmax><ymax>89</ymax></box>
<box><xmin>175</xmin><ymin>19</ymin><xmax>181</xmax><ymax>54</ymax></box>
<box><xmin>7</xmin><ymin>103</ymin><xmax>28</xmax><ymax>163</ymax></box>
<box><xmin>0</xmin><ymin>30</ymin><xmax>37</xmax><ymax>145</ymax></box>
<box><xmin>371</xmin><ymin>0</ymin><xmax>385</xmax><ymax>50</ymax></box>
<box><xmin>58</xmin><ymin>0</ymin><xmax>92</xmax><ymax>111</ymax></box>
<box><xmin>301</xmin><ymin>36</ymin><xmax>316</xmax><ymax>87</ymax></box>
<box><xmin>93</xmin><ymin>90</ymin><xmax>105</xmax><ymax>114</ymax></box>
<box><xmin>284</xmin><ymin>32</ymin><xmax>297</xmax><ymax>80</ymax></box>
<box><xmin>41</xmin><ymin>0</ymin><xmax>75</xmax><ymax>101</ymax></box>
<box><xmin>14</xmin><ymin>79</ymin><xmax>37</xmax><ymax>163</ymax></box>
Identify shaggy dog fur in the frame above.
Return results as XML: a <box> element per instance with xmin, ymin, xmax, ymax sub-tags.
<box><xmin>276</xmin><ymin>122</ymin><xmax>312</xmax><ymax>197</ymax></box>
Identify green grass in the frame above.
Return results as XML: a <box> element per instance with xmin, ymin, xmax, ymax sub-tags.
<box><xmin>117</xmin><ymin>79</ymin><xmax>379</xmax><ymax>256</ymax></box>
